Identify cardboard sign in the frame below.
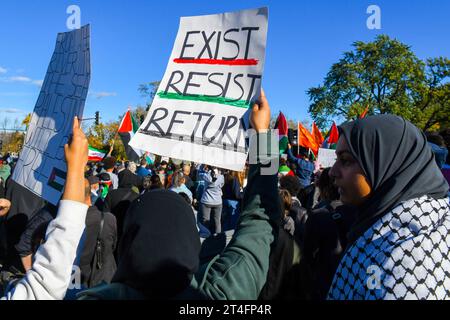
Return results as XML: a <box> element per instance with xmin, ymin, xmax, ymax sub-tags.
<box><xmin>130</xmin><ymin>8</ymin><xmax>268</xmax><ymax>171</ymax></box>
<box><xmin>317</xmin><ymin>148</ymin><xmax>337</xmax><ymax>169</ymax></box>
<box><xmin>12</xmin><ymin>26</ymin><xmax>91</xmax><ymax>205</ymax></box>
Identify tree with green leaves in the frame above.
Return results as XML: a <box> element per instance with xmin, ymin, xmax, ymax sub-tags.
<box><xmin>86</xmin><ymin>121</ymin><xmax>127</xmax><ymax>160</ymax></box>
<box><xmin>308</xmin><ymin>35</ymin><xmax>450</xmax><ymax>131</ymax></box>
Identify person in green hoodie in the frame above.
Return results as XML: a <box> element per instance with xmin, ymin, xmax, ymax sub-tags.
<box><xmin>77</xmin><ymin>89</ymin><xmax>280</xmax><ymax>300</ymax></box>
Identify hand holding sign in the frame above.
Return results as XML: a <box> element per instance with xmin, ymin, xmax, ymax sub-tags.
<box><xmin>250</xmin><ymin>88</ymin><xmax>270</xmax><ymax>133</ymax></box>
<box><xmin>63</xmin><ymin>117</ymin><xmax>88</xmax><ymax>204</ymax></box>
<box><xmin>64</xmin><ymin>116</ymin><xmax>88</xmax><ymax>172</ymax></box>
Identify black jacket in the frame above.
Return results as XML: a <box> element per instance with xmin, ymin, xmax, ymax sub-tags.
<box><xmin>79</xmin><ymin>206</ymin><xmax>117</xmax><ymax>288</ymax></box>
<box><xmin>104</xmin><ymin>188</ymin><xmax>139</xmax><ymax>246</ymax></box>
<box><xmin>302</xmin><ymin>202</ymin><xmax>357</xmax><ymax>300</ymax></box>
<box><xmin>222</xmin><ymin>177</ymin><xmax>243</xmax><ymax>201</ymax></box>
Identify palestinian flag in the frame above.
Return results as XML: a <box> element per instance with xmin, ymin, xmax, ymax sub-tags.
<box><xmin>88</xmin><ymin>146</ymin><xmax>106</xmax><ymax>162</ymax></box>
<box><xmin>118</xmin><ymin>109</ymin><xmax>141</xmax><ymax>162</ymax></box>
<box><xmin>312</xmin><ymin>122</ymin><xmax>324</xmax><ymax>146</ymax></box>
<box><xmin>274</xmin><ymin>112</ymin><xmax>289</xmax><ymax>154</ymax></box>
<box><xmin>298</xmin><ymin>122</ymin><xmax>319</xmax><ymax>156</ymax></box>
<box><xmin>321</xmin><ymin>122</ymin><xmax>339</xmax><ymax>149</ymax></box>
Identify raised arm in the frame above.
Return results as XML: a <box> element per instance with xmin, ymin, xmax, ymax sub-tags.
<box><xmin>4</xmin><ymin>117</ymin><xmax>89</xmax><ymax>300</ymax></box>
<box><xmin>197</xmin><ymin>89</ymin><xmax>281</xmax><ymax>299</ymax></box>
<box><xmin>286</xmin><ymin>143</ymin><xmax>299</xmax><ymax>164</ymax></box>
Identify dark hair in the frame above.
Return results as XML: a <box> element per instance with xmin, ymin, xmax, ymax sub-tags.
<box><xmin>317</xmin><ymin>167</ymin><xmax>339</xmax><ymax>201</ymax></box>
<box><xmin>298</xmin><ymin>146</ymin><xmax>309</xmax><ymax>158</ymax></box>
<box><xmin>289</xmin><ymin>162</ymin><xmax>297</xmax><ymax>173</ymax></box>
<box><xmin>279</xmin><ymin>175</ymin><xmax>301</xmax><ymax>197</ymax></box>
<box><xmin>279</xmin><ymin>189</ymin><xmax>292</xmax><ymax>217</ymax></box>
<box><xmin>142</xmin><ymin>176</ymin><xmax>152</xmax><ymax>190</ymax></box>
<box><xmin>426</xmin><ymin>132</ymin><xmax>446</xmax><ymax>148</ymax></box>
<box><xmin>149</xmin><ymin>174</ymin><xmax>163</xmax><ymax>190</ymax></box>
<box><xmin>103</xmin><ymin>156</ymin><xmax>116</xmax><ymax>170</ymax></box>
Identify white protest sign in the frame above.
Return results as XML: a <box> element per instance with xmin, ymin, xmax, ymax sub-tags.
<box><xmin>12</xmin><ymin>25</ymin><xmax>91</xmax><ymax>205</ymax></box>
<box><xmin>317</xmin><ymin>148</ymin><xmax>337</xmax><ymax>169</ymax></box>
<box><xmin>129</xmin><ymin>8</ymin><xmax>268</xmax><ymax>171</ymax></box>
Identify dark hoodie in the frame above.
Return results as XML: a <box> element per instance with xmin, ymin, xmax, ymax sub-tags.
<box><xmin>103</xmin><ymin>169</ymin><xmax>141</xmax><ymax>244</ymax></box>
<box><xmin>78</xmin><ymin>159</ymin><xmax>281</xmax><ymax>300</ymax></box>
<box><xmin>112</xmin><ymin>190</ymin><xmax>200</xmax><ymax>298</ymax></box>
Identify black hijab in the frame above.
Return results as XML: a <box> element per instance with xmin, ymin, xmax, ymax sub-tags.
<box><xmin>118</xmin><ymin>169</ymin><xmax>141</xmax><ymax>189</ymax></box>
<box><xmin>338</xmin><ymin>114</ymin><xmax>449</xmax><ymax>243</ymax></box>
<box><xmin>112</xmin><ymin>189</ymin><xmax>201</xmax><ymax>298</ymax></box>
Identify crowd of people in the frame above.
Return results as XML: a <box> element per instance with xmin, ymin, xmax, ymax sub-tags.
<box><xmin>0</xmin><ymin>90</ymin><xmax>449</xmax><ymax>300</ymax></box>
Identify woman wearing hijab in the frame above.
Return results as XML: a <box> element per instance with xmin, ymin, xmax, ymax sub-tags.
<box><xmin>327</xmin><ymin>114</ymin><xmax>450</xmax><ymax>300</ymax></box>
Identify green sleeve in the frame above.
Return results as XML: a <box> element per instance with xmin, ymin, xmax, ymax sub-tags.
<box><xmin>197</xmin><ymin>143</ymin><xmax>280</xmax><ymax>299</ymax></box>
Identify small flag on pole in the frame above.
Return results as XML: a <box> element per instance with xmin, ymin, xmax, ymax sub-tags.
<box><xmin>118</xmin><ymin>108</ymin><xmax>142</xmax><ymax>162</ymax></box>
<box><xmin>312</xmin><ymin>121</ymin><xmax>324</xmax><ymax>146</ymax></box>
<box><xmin>88</xmin><ymin>146</ymin><xmax>106</xmax><ymax>162</ymax></box>
<box><xmin>298</xmin><ymin>122</ymin><xmax>319</xmax><ymax>156</ymax></box>
<box><xmin>321</xmin><ymin>122</ymin><xmax>339</xmax><ymax>149</ymax></box>
<box><xmin>274</xmin><ymin>112</ymin><xmax>289</xmax><ymax>154</ymax></box>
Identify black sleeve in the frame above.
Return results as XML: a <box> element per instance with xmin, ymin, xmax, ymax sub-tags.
<box><xmin>232</xmin><ymin>178</ymin><xmax>243</xmax><ymax>200</ymax></box>
<box><xmin>14</xmin><ymin>209</ymin><xmax>53</xmax><ymax>257</ymax></box>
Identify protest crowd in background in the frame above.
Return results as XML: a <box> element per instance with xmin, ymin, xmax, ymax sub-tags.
<box><xmin>0</xmin><ymin>6</ymin><xmax>449</xmax><ymax>301</ymax></box>
<box><xmin>0</xmin><ymin>93</ymin><xmax>449</xmax><ymax>300</ymax></box>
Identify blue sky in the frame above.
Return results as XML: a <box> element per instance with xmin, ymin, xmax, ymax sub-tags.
<box><xmin>1</xmin><ymin>0</ymin><xmax>449</xmax><ymax>128</ymax></box>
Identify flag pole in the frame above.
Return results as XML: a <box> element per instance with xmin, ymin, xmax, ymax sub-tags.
<box><xmin>297</xmin><ymin>122</ymin><xmax>300</xmax><ymax>155</ymax></box>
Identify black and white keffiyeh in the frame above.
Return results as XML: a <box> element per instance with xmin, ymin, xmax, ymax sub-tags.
<box><xmin>327</xmin><ymin>195</ymin><xmax>450</xmax><ymax>300</ymax></box>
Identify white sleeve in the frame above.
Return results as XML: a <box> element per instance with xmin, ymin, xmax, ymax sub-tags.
<box><xmin>2</xmin><ymin>200</ymin><xmax>88</xmax><ymax>300</ymax></box>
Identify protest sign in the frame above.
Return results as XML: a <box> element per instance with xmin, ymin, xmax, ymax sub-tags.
<box><xmin>12</xmin><ymin>25</ymin><xmax>91</xmax><ymax>205</ymax></box>
<box><xmin>129</xmin><ymin>8</ymin><xmax>268</xmax><ymax>171</ymax></box>
<box><xmin>317</xmin><ymin>148</ymin><xmax>337</xmax><ymax>169</ymax></box>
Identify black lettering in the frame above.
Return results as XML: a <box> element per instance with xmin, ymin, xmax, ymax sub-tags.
<box><xmin>180</xmin><ymin>31</ymin><xmax>200</xmax><ymax>59</ymax></box>
<box><xmin>202</xmin><ymin>115</ymin><xmax>225</xmax><ymax>144</ymax></box>
<box><xmin>214</xmin><ymin>31</ymin><xmax>221</xmax><ymax>59</ymax></box>
<box><xmin>221</xmin><ymin>72</ymin><xmax>232</xmax><ymax>98</ymax></box>
<box><xmin>164</xmin><ymin>71</ymin><xmax>184</xmax><ymax>95</ymax></box>
<box><xmin>197</xmin><ymin>31</ymin><xmax>216</xmax><ymax>59</ymax></box>
<box><xmin>183</xmin><ymin>72</ymin><xmax>208</xmax><ymax>96</ymax></box>
<box><xmin>167</xmin><ymin>110</ymin><xmax>191</xmax><ymax>136</ymax></box>
<box><xmin>235</xmin><ymin>117</ymin><xmax>248</xmax><ymax>149</ymax></box>
<box><xmin>191</xmin><ymin>112</ymin><xmax>211</xmax><ymax>140</ymax></box>
<box><xmin>222</xmin><ymin>28</ymin><xmax>240</xmax><ymax>60</ymax></box>
<box><xmin>246</xmin><ymin>74</ymin><xmax>262</xmax><ymax>103</ymax></box>
<box><xmin>144</xmin><ymin>107</ymin><xmax>169</xmax><ymax>134</ymax></box>
<box><xmin>206</xmin><ymin>73</ymin><xmax>224</xmax><ymax>97</ymax></box>
<box><xmin>241</xmin><ymin>27</ymin><xmax>259</xmax><ymax>59</ymax></box>
<box><xmin>226</xmin><ymin>74</ymin><xmax>244</xmax><ymax>102</ymax></box>
<box><xmin>217</xmin><ymin>116</ymin><xmax>238</xmax><ymax>145</ymax></box>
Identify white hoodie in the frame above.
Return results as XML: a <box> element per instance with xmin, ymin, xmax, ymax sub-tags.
<box><xmin>2</xmin><ymin>200</ymin><xmax>88</xmax><ymax>300</ymax></box>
